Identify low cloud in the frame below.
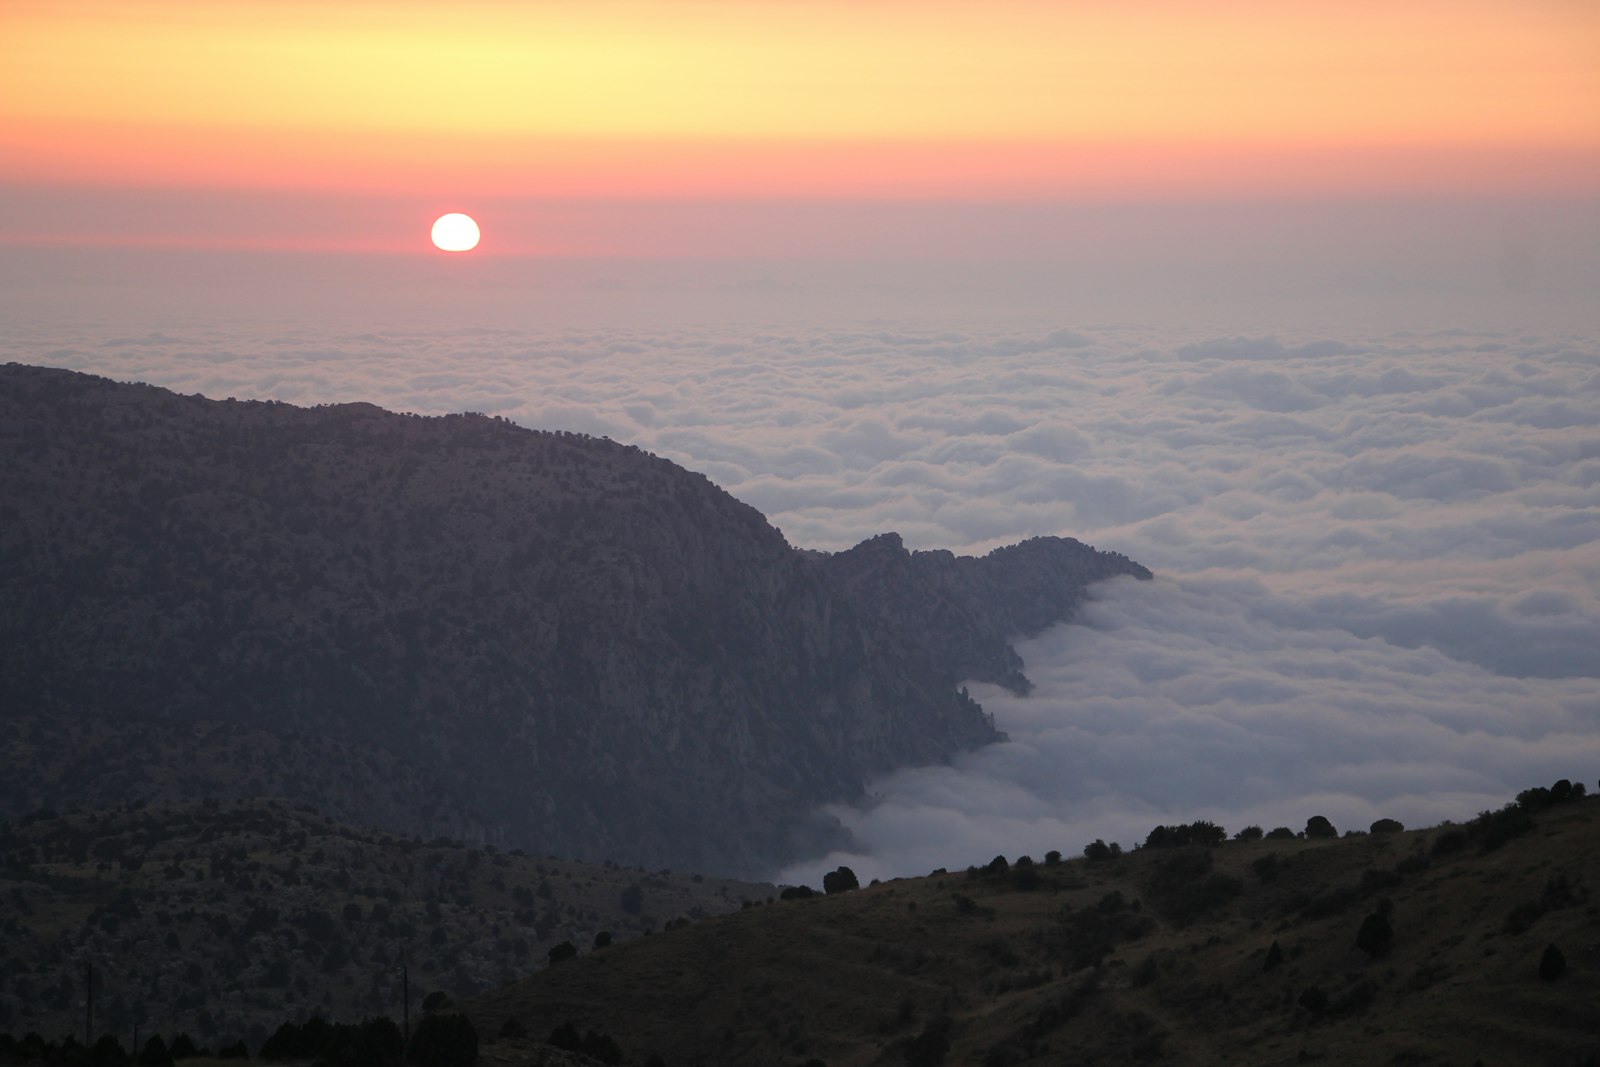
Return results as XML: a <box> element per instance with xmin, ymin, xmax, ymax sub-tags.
<box><xmin>781</xmin><ymin>575</ymin><xmax>1599</xmax><ymax>886</ymax></box>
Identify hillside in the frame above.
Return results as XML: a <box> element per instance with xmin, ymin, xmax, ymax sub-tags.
<box><xmin>0</xmin><ymin>362</ymin><xmax>1150</xmax><ymax>874</ymax></box>
<box><xmin>0</xmin><ymin>799</ymin><xmax>774</xmax><ymax>1049</ymax></box>
<box><xmin>468</xmin><ymin>788</ymin><xmax>1600</xmax><ymax>1067</ymax></box>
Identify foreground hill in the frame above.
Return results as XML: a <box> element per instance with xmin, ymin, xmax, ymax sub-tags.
<box><xmin>0</xmin><ymin>799</ymin><xmax>774</xmax><ymax>1048</ymax></box>
<box><xmin>469</xmin><ymin>790</ymin><xmax>1600</xmax><ymax>1067</ymax></box>
<box><xmin>0</xmin><ymin>363</ymin><xmax>1149</xmax><ymax>874</ymax></box>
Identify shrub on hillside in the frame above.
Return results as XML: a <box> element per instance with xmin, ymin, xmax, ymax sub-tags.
<box><xmin>1304</xmin><ymin>815</ymin><xmax>1337</xmax><ymax>839</ymax></box>
<box><xmin>1143</xmin><ymin>821</ymin><xmax>1225</xmax><ymax>849</ymax></box>
<box><xmin>1394</xmin><ymin>852</ymin><xmax>1431</xmax><ymax>876</ymax></box>
<box><xmin>1519</xmin><ymin>778</ymin><xmax>1585</xmax><ymax>810</ymax></box>
<box><xmin>823</xmin><ymin>866</ymin><xmax>860</xmax><ymax>894</ymax></box>
<box><xmin>1369</xmin><ymin>818</ymin><xmax>1404</xmax><ymax>835</ymax></box>
<box><xmin>1265</xmin><ymin>827</ymin><xmax>1296</xmax><ymax>840</ymax></box>
<box><xmin>1233</xmin><ymin>826</ymin><xmax>1264</xmax><ymax>842</ymax></box>
<box><xmin>1465</xmin><ymin>804</ymin><xmax>1534</xmax><ymax>851</ymax></box>
<box><xmin>1505</xmin><ymin>873</ymin><xmax>1580</xmax><ymax>935</ymax></box>
<box><xmin>1431</xmin><ymin>828</ymin><xmax>1467</xmax><ymax>857</ymax></box>
<box><xmin>1048</xmin><ymin>891</ymin><xmax>1153</xmax><ymax>971</ymax></box>
<box><xmin>619</xmin><ymin>884</ymin><xmax>644</xmax><ymax>914</ymax></box>
<box><xmin>1250</xmin><ymin>854</ymin><xmax>1282</xmax><ymax>883</ymax></box>
<box><xmin>1356</xmin><ymin>912</ymin><xmax>1394</xmax><ymax>958</ymax></box>
<box><xmin>1539</xmin><ymin>943</ymin><xmax>1566</xmax><ymax>981</ymax></box>
<box><xmin>1147</xmin><ymin>848</ymin><xmax>1241</xmax><ymax>926</ymax></box>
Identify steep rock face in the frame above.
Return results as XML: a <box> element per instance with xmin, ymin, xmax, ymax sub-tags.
<box><xmin>0</xmin><ymin>363</ymin><xmax>1149</xmax><ymax>873</ymax></box>
<box><xmin>819</xmin><ymin>532</ymin><xmax>1150</xmax><ymax>695</ymax></box>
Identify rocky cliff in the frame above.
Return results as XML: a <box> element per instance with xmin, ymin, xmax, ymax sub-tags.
<box><xmin>0</xmin><ymin>363</ymin><xmax>1150</xmax><ymax>874</ymax></box>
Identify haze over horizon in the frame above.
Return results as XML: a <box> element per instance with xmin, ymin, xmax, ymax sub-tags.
<box><xmin>2</xmin><ymin>0</ymin><xmax>1597</xmax><ymax>881</ymax></box>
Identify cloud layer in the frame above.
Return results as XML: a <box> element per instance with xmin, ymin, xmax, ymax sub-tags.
<box><xmin>7</xmin><ymin>319</ymin><xmax>1597</xmax><ymax>881</ymax></box>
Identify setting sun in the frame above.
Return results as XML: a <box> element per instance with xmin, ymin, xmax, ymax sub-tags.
<box><xmin>430</xmin><ymin>212</ymin><xmax>480</xmax><ymax>252</ymax></box>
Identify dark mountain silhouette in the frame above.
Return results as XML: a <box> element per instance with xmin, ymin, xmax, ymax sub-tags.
<box><xmin>0</xmin><ymin>363</ymin><xmax>1149</xmax><ymax>873</ymax></box>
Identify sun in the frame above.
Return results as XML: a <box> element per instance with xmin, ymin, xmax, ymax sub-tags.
<box><xmin>430</xmin><ymin>213</ymin><xmax>480</xmax><ymax>252</ymax></box>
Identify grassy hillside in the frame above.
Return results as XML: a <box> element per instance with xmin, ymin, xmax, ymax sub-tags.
<box><xmin>469</xmin><ymin>792</ymin><xmax>1599</xmax><ymax>1067</ymax></box>
<box><xmin>0</xmin><ymin>800</ymin><xmax>773</xmax><ymax>1049</ymax></box>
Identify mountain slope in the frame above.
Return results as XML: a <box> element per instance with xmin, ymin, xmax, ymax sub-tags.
<box><xmin>467</xmin><ymin>793</ymin><xmax>1600</xmax><ymax>1067</ymax></box>
<box><xmin>0</xmin><ymin>363</ymin><xmax>1149</xmax><ymax>873</ymax></box>
<box><xmin>0</xmin><ymin>798</ymin><xmax>775</xmax><ymax>1048</ymax></box>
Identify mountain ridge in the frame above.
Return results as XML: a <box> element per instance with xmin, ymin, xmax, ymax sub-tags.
<box><xmin>0</xmin><ymin>362</ymin><xmax>1150</xmax><ymax>874</ymax></box>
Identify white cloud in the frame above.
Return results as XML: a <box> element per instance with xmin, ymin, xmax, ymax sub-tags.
<box><xmin>781</xmin><ymin>574</ymin><xmax>1599</xmax><ymax>886</ymax></box>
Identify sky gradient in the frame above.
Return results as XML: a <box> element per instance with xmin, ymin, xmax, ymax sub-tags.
<box><xmin>4</xmin><ymin>0</ymin><xmax>1598</xmax><ymax>259</ymax></box>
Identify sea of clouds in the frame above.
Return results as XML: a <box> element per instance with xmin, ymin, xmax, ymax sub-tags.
<box><xmin>7</xmin><ymin>320</ymin><xmax>1598</xmax><ymax>883</ymax></box>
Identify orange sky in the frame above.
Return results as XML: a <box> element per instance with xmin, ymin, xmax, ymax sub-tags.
<box><xmin>4</xmin><ymin>0</ymin><xmax>1597</xmax><ymax>202</ymax></box>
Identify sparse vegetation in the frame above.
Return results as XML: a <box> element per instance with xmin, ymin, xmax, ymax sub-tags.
<box><xmin>445</xmin><ymin>780</ymin><xmax>1598</xmax><ymax>1067</ymax></box>
<box><xmin>0</xmin><ymin>799</ymin><xmax>772</xmax><ymax>1046</ymax></box>
<box><xmin>3</xmin><ymin>781</ymin><xmax>1595</xmax><ymax>1067</ymax></box>
<box><xmin>1082</xmin><ymin>839</ymin><xmax>1121</xmax><ymax>862</ymax></box>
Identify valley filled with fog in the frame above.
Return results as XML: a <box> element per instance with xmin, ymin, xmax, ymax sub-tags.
<box><xmin>10</xmin><ymin>321</ymin><xmax>1596</xmax><ymax>883</ymax></box>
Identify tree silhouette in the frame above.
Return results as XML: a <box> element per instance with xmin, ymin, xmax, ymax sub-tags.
<box><xmin>823</xmin><ymin>866</ymin><xmax>860</xmax><ymax>894</ymax></box>
<box><xmin>1304</xmin><ymin>815</ymin><xmax>1338</xmax><ymax>839</ymax></box>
